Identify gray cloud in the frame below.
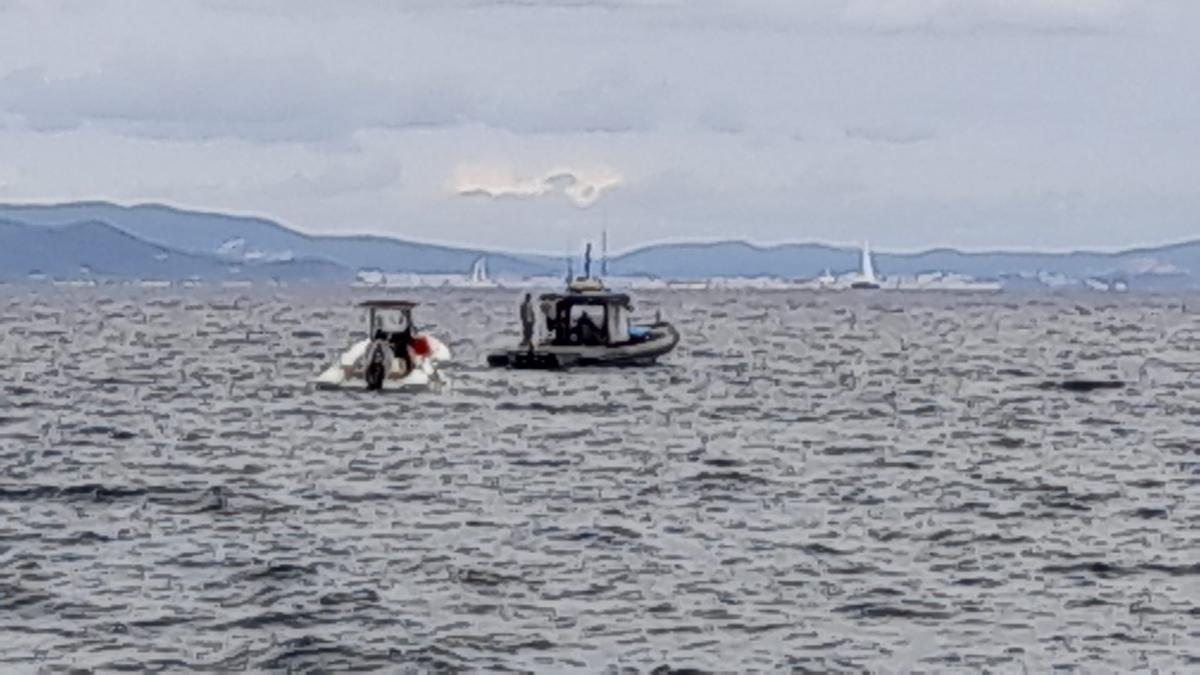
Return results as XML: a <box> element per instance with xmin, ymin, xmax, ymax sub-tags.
<box><xmin>0</xmin><ymin>0</ymin><xmax>1198</xmax><ymax>251</ymax></box>
<box><xmin>840</xmin><ymin>0</ymin><xmax>1139</xmax><ymax>34</ymax></box>
<box><xmin>0</xmin><ymin>47</ymin><xmax>666</xmax><ymax>142</ymax></box>
<box><xmin>0</xmin><ymin>54</ymin><xmax>476</xmax><ymax>142</ymax></box>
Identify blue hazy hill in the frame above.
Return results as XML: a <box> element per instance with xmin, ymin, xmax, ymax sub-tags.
<box><xmin>0</xmin><ymin>218</ymin><xmax>348</xmax><ymax>281</ymax></box>
<box><xmin>610</xmin><ymin>240</ymin><xmax>1200</xmax><ymax>285</ymax></box>
<box><xmin>1</xmin><ymin>201</ymin><xmax>1197</xmax><ymax>287</ymax></box>
<box><xmin>0</xmin><ymin>202</ymin><xmax>557</xmax><ymax>277</ymax></box>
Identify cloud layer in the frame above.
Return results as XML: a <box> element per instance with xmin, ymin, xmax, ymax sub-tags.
<box><xmin>842</xmin><ymin>0</ymin><xmax>1136</xmax><ymax>32</ymax></box>
<box><xmin>0</xmin><ymin>0</ymin><xmax>1197</xmax><ymax>251</ymax></box>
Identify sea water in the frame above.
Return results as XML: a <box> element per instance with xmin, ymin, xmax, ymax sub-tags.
<box><xmin>0</xmin><ymin>287</ymin><xmax>1196</xmax><ymax>671</ymax></box>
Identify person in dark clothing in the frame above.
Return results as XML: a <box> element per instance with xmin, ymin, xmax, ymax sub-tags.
<box><xmin>576</xmin><ymin>310</ymin><xmax>600</xmax><ymax>345</ymax></box>
<box><xmin>390</xmin><ymin>310</ymin><xmax>415</xmax><ymax>374</ymax></box>
<box><xmin>520</xmin><ymin>293</ymin><xmax>536</xmax><ymax>348</ymax></box>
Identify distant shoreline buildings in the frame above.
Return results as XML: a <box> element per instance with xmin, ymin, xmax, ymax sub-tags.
<box><xmin>0</xmin><ymin>202</ymin><xmax>1188</xmax><ymax>291</ymax></box>
<box><xmin>346</xmin><ymin>243</ymin><xmax>1010</xmax><ymax>291</ymax></box>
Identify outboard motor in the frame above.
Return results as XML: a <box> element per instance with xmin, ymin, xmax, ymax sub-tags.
<box><xmin>364</xmin><ymin>341</ymin><xmax>389</xmax><ymax>391</ymax></box>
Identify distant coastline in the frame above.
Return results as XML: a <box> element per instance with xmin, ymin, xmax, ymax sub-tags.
<box><xmin>2</xmin><ymin>201</ymin><xmax>1197</xmax><ymax>290</ymax></box>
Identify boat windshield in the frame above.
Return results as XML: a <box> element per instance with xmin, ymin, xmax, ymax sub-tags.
<box><xmin>569</xmin><ymin>306</ymin><xmax>606</xmax><ymax>345</ymax></box>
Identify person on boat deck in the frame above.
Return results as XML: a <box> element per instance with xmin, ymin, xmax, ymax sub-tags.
<box><xmin>576</xmin><ymin>310</ymin><xmax>601</xmax><ymax>345</ymax></box>
<box><xmin>390</xmin><ymin>310</ymin><xmax>415</xmax><ymax>373</ymax></box>
<box><xmin>520</xmin><ymin>293</ymin><xmax>536</xmax><ymax>347</ymax></box>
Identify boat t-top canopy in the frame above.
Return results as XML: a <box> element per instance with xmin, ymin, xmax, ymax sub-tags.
<box><xmin>539</xmin><ymin>292</ymin><xmax>630</xmax><ymax>307</ymax></box>
<box><xmin>358</xmin><ymin>300</ymin><xmax>419</xmax><ymax>310</ymax></box>
<box><xmin>359</xmin><ymin>300</ymin><xmax>418</xmax><ymax>333</ymax></box>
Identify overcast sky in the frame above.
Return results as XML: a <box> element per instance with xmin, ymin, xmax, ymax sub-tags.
<box><xmin>0</xmin><ymin>0</ymin><xmax>1197</xmax><ymax>253</ymax></box>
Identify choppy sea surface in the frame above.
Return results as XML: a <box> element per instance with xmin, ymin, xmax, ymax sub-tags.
<box><xmin>1</xmin><ymin>287</ymin><xmax>1197</xmax><ymax>673</ymax></box>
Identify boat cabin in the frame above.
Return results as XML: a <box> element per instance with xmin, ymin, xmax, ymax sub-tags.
<box><xmin>539</xmin><ymin>291</ymin><xmax>634</xmax><ymax>347</ymax></box>
<box><xmin>359</xmin><ymin>299</ymin><xmax>419</xmax><ymax>350</ymax></box>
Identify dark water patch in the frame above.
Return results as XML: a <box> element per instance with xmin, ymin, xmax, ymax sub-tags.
<box><xmin>553</xmin><ymin>525</ymin><xmax>643</xmax><ymax>546</ymax></box>
<box><xmin>258</xmin><ymin>637</ymin><xmax>378</xmax><ymax>671</ymax></box>
<box><xmin>1040</xmin><ymin>562</ymin><xmax>1146</xmax><ymax>579</ymax></box>
<box><xmin>0</xmin><ymin>584</ymin><xmax>55</xmax><ymax>611</ymax></box>
<box><xmin>235</xmin><ymin>562</ymin><xmax>318</xmax><ymax>582</ymax></box>
<box><xmin>799</xmin><ymin>542</ymin><xmax>854</xmax><ymax>557</ymax></box>
<box><xmin>1037</xmin><ymin>498</ymin><xmax>1092</xmax><ymax>512</ymax></box>
<box><xmin>71</xmin><ymin>425</ymin><xmax>138</xmax><ymax>440</ymax></box>
<box><xmin>1040</xmin><ymin>380</ymin><xmax>1125</xmax><ymax>393</ymax></box>
<box><xmin>451</xmin><ymin>568</ymin><xmax>521</xmax><ymax>587</ymax></box>
<box><xmin>45</xmin><ymin>530</ymin><xmax>112</xmax><ymax>546</ymax></box>
<box><xmin>904</xmin><ymin>404</ymin><xmax>941</xmax><ymax>416</ymax></box>
<box><xmin>646</xmin><ymin>625</ymin><xmax>705</xmax><ymax>636</ymax></box>
<box><xmin>701</xmin><ymin>458</ymin><xmax>742</xmax><ymax>468</ymax></box>
<box><xmin>953</xmin><ymin>577</ymin><xmax>1005</xmax><ymax>588</ymax></box>
<box><xmin>820</xmin><ymin>445</ymin><xmax>876</xmax><ymax>456</ymax></box>
<box><xmin>1125</xmin><ymin>507</ymin><xmax>1170</xmax><ymax>519</ymax></box>
<box><xmin>1081</xmin><ymin>632</ymin><xmax>1148</xmax><ymax>644</ymax></box>
<box><xmin>998</xmin><ymin>368</ymin><xmax>1035</xmax><ymax>377</ymax></box>
<box><xmin>320</xmin><ymin>589</ymin><xmax>381</xmax><ymax>606</ymax></box>
<box><xmin>0</xmin><ymin>483</ymin><xmax>167</xmax><ymax>502</ymax></box>
<box><xmin>510</xmin><ymin>457</ymin><xmax>574</xmax><ymax>468</ymax></box>
<box><xmin>863</xmin><ymin>458</ymin><xmax>924</xmax><ymax>470</ymax></box>
<box><xmin>130</xmin><ymin>614</ymin><xmax>208</xmax><ymax>629</ymax></box>
<box><xmin>495</xmin><ymin>401</ymin><xmax>629</xmax><ymax>415</ymax></box>
<box><xmin>685</xmin><ymin>471</ymin><xmax>770</xmax><ymax>486</ymax></box>
<box><xmin>650</xmin><ymin>665</ymin><xmax>710</xmax><ymax>675</ymax></box>
<box><xmin>211</xmin><ymin>610</ymin><xmax>326</xmax><ymax>632</ymax></box>
<box><xmin>1143</xmin><ymin>563</ymin><xmax>1200</xmax><ymax>576</ymax></box>
<box><xmin>835</xmin><ymin>602</ymin><xmax>954</xmax><ymax>621</ymax></box>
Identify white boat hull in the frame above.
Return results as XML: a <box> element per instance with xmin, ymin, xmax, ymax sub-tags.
<box><xmin>314</xmin><ymin>335</ymin><xmax>450</xmax><ymax>390</ymax></box>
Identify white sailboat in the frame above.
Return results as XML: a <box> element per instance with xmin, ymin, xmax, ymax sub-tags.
<box><xmin>850</xmin><ymin>241</ymin><xmax>881</xmax><ymax>289</ymax></box>
<box><xmin>465</xmin><ymin>256</ymin><xmax>498</xmax><ymax>287</ymax></box>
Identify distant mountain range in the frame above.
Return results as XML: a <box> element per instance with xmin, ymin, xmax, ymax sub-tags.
<box><xmin>1</xmin><ymin>201</ymin><xmax>1197</xmax><ymax>288</ymax></box>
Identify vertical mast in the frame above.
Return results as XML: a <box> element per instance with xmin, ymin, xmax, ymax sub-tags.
<box><xmin>564</xmin><ymin>230</ymin><xmax>572</xmax><ymax>283</ymax></box>
<box><xmin>584</xmin><ymin>242</ymin><xmax>592</xmax><ymax>279</ymax></box>
<box><xmin>601</xmin><ymin>229</ymin><xmax>608</xmax><ymax>277</ymax></box>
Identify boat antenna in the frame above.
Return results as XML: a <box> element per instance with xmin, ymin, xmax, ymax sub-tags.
<box><xmin>584</xmin><ymin>242</ymin><xmax>593</xmax><ymax>279</ymax></box>
<box><xmin>564</xmin><ymin>231</ymin><xmax>573</xmax><ymax>283</ymax></box>
<box><xmin>601</xmin><ymin>228</ymin><xmax>608</xmax><ymax>277</ymax></box>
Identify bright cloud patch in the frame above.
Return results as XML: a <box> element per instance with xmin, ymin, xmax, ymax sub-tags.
<box><xmin>451</xmin><ymin>164</ymin><xmax>623</xmax><ymax>207</ymax></box>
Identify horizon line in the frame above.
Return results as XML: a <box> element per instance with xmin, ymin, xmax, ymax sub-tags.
<box><xmin>2</xmin><ymin>198</ymin><xmax>1196</xmax><ymax>259</ymax></box>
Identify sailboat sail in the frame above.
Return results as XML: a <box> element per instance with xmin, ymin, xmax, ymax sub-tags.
<box><xmin>861</xmin><ymin>242</ymin><xmax>876</xmax><ymax>282</ymax></box>
<box><xmin>470</xmin><ymin>257</ymin><xmax>488</xmax><ymax>283</ymax></box>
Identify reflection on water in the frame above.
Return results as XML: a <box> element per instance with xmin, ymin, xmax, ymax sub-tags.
<box><xmin>0</xmin><ymin>287</ymin><xmax>1197</xmax><ymax>671</ymax></box>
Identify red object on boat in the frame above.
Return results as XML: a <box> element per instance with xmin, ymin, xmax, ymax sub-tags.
<box><xmin>409</xmin><ymin>335</ymin><xmax>431</xmax><ymax>357</ymax></box>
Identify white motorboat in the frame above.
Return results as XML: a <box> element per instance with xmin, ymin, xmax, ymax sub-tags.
<box><xmin>315</xmin><ymin>300</ymin><xmax>451</xmax><ymax>390</ymax></box>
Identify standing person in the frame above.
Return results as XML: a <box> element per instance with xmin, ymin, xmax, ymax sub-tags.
<box><xmin>520</xmin><ymin>293</ymin><xmax>536</xmax><ymax>348</ymax></box>
<box><xmin>576</xmin><ymin>310</ymin><xmax>599</xmax><ymax>345</ymax></box>
<box><xmin>390</xmin><ymin>309</ymin><xmax>415</xmax><ymax>375</ymax></box>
